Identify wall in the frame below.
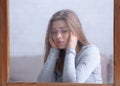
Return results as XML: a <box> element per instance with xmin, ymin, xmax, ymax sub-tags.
<box><xmin>9</xmin><ymin>0</ymin><xmax>113</xmax><ymax>57</ymax></box>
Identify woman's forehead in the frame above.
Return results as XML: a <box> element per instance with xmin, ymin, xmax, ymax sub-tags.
<box><xmin>51</xmin><ymin>20</ymin><xmax>68</xmax><ymax>30</ymax></box>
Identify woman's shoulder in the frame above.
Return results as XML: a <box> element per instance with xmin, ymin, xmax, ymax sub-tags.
<box><xmin>77</xmin><ymin>44</ymin><xmax>100</xmax><ymax>57</ymax></box>
<box><xmin>76</xmin><ymin>44</ymin><xmax>101</xmax><ymax>62</ymax></box>
<box><xmin>81</xmin><ymin>44</ymin><xmax>100</xmax><ymax>52</ymax></box>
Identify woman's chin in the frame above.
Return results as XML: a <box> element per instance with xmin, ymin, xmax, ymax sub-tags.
<box><xmin>58</xmin><ymin>46</ymin><xmax>65</xmax><ymax>49</ymax></box>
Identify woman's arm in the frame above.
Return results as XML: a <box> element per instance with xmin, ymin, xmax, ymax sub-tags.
<box><xmin>63</xmin><ymin>45</ymin><xmax>101</xmax><ymax>83</ymax></box>
<box><xmin>37</xmin><ymin>48</ymin><xmax>59</xmax><ymax>82</ymax></box>
<box><xmin>63</xmin><ymin>48</ymin><xmax>76</xmax><ymax>82</ymax></box>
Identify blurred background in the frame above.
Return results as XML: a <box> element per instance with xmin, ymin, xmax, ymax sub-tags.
<box><xmin>9</xmin><ymin>0</ymin><xmax>114</xmax><ymax>83</ymax></box>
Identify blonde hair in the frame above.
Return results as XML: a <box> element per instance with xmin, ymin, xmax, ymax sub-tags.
<box><xmin>44</xmin><ymin>9</ymin><xmax>89</xmax><ymax>63</ymax></box>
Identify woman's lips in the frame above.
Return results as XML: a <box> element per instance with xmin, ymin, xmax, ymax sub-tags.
<box><xmin>57</xmin><ymin>41</ymin><xmax>64</xmax><ymax>45</ymax></box>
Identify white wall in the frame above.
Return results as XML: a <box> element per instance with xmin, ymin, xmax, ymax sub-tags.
<box><xmin>9</xmin><ymin>0</ymin><xmax>113</xmax><ymax>57</ymax></box>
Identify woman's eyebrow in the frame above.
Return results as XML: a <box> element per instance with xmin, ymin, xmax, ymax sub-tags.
<box><xmin>60</xmin><ymin>26</ymin><xmax>68</xmax><ymax>29</ymax></box>
<box><xmin>52</xmin><ymin>26</ymin><xmax>68</xmax><ymax>30</ymax></box>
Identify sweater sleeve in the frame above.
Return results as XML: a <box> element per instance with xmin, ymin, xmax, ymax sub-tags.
<box><xmin>63</xmin><ymin>45</ymin><xmax>101</xmax><ymax>83</ymax></box>
<box><xmin>37</xmin><ymin>48</ymin><xmax>59</xmax><ymax>82</ymax></box>
<box><xmin>63</xmin><ymin>48</ymin><xmax>76</xmax><ymax>82</ymax></box>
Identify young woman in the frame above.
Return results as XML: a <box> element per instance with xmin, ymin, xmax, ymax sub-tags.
<box><xmin>37</xmin><ymin>9</ymin><xmax>103</xmax><ymax>83</ymax></box>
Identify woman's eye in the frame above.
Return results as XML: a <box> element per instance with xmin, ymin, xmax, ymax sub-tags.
<box><xmin>51</xmin><ymin>31</ymin><xmax>57</xmax><ymax>34</ymax></box>
<box><xmin>62</xmin><ymin>30</ymin><xmax>68</xmax><ymax>33</ymax></box>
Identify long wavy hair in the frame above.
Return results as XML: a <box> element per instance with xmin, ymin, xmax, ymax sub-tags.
<box><xmin>44</xmin><ymin>9</ymin><xmax>89</xmax><ymax>72</ymax></box>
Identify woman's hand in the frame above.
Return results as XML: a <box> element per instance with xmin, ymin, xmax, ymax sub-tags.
<box><xmin>49</xmin><ymin>33</ymin><xmax>57</xmax><ymax>48</ymax></box>
<box><xmin>67</xmin><ymin>32</ymin><xmax>78</xmax><ymax>49</ymax></box>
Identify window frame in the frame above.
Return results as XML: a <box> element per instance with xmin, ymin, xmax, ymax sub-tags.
<box><xmin>0</xmin><ymin>0</ymin><xmax>120</xmax><ymax>86</ymax></box>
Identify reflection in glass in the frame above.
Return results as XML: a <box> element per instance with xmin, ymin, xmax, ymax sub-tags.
<box><xmin>9</xmin><ymin>0</ymin><xmax>113</xmax><ymax>84</ymax></box>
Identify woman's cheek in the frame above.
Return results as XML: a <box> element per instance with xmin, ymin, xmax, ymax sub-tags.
<box><xmin>52</xmin><ymin>36</ymin><xmax>56</xmax><ymax>44</ymax></box>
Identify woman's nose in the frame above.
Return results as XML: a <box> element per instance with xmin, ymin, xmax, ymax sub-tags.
<box><xmin>56</xmin><ymin>32</ymin><xmax>62</xmax><ymax>39</ymax></box>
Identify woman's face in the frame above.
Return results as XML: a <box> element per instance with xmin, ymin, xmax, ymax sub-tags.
<box><xmin>51</xmin><ymin>20</ymin><xmax>70</xmax><ymax>49</ymax></box>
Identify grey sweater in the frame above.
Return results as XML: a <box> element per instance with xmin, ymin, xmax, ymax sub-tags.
<box><xmin>37</xmin><ymin>44</ymin><xmax>103</xmax><ymax>83</ymax></box>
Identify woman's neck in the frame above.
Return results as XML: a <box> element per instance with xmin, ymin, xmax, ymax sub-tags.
<box><xmin>76</xmin><ymin>45</ymin><xmax>81</xmax><ymax>54</ymax></box>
